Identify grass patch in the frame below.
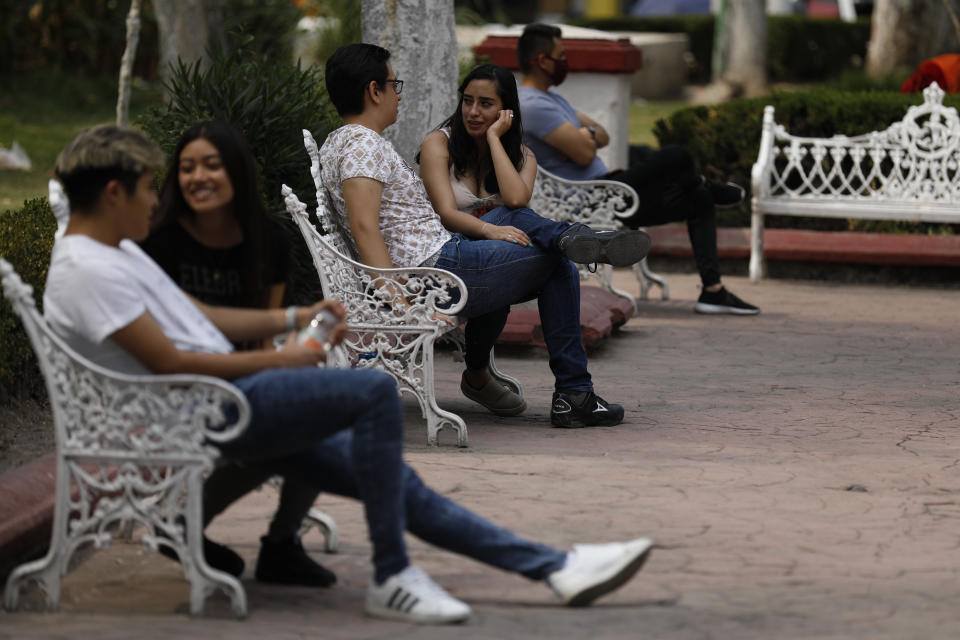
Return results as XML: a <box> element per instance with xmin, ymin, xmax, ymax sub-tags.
<box><xmin>0</xmin><ymin>70</ymin><xmax>164</xmax><ymax>214</ymax></box>
<box><xmin>628</xmin><ymin>99</ymin><xmax>686</xmax><ymax>148</ymax></box>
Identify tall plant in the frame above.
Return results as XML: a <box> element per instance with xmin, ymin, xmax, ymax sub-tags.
<box><xmin>138</xmin><ymin>32</ymin><xmax>342</xmax><ymax>304</ymax></box>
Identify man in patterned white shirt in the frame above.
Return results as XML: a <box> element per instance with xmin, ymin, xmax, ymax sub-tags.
<box><xmin>321</xmin><ymin>43</ymin><xmax>649</xmax><ymax>429</ymax></box>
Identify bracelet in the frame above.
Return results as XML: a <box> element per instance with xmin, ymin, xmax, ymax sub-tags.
<box><xmin>285</xmin><ymin>305</ymin><xmax>298</xmax><ymax>331</ymax></box>
<box><xmin>480</xmin><ymin>222</ymin><xmax>489</xmax><ymax>236</ymax></box>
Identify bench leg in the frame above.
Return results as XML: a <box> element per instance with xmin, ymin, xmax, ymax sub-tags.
<box><xmin>299</xmin><ymin>508</ymin><xmax>340</xmax><ymax>553</ymax></box>
<box><xmin>488</xmin><ymin>348</ymin><xmax>523</xmax><ymax>399</ymax></box>
<box><xmin>182</xmin><ymin>468</ymin><xmax>247</xmax><ymax>618</ymax></box>
<box><xmin>635</xmin><ymin>258</ymin><xmax>669</xmax><ymax>301</ymax></box>
<box><xmin>750</xmin><ymin>210</ymin><xmax>766</xmax><ymax>283</ymax></box>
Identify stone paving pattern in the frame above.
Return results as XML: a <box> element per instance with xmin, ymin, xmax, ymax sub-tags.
<box><xmin>2</xmin><ymin>272</ymin><xmax>960</xmax><ymax>639</ymax></box>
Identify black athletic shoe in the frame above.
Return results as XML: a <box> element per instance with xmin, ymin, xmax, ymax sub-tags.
<box><xmin>705</xmin><ymin>179</ymin><xmax>745</xmax><ymax>209</ymax></box>
<box><xmin>551</xmin><ymin>390</ymin><xmax>625</xmax><ymax>428</ymax></box>
<box><xmin>558</xmin><ymin>224</ymin><xmax>651</xmax><ymax>268</ymax></box>
<box><xmin>694</xmin><ymin>287</ymin><xmax>760</xmax><ymax>315</ymax></box>
<box><xmin>255</xmin><ymin>536</ymin><xmax>337</xmax><ymax>587</ymax></box>
<box><xmin>159</xmin><ymin>534</ymin><xmax>245</xmax><ymax>578</ymax></box>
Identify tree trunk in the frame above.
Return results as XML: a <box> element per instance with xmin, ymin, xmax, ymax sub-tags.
<box><xmin>361</xmin><ymin>0</ymin><xmax>458</xmax><ymax>163</ymax></box>
<box><xmin>116</xmin><ymin>0</ymin><xmax>142</xmax><ymax>127</ymax></box>
<box><xmin>718</xmin><ymin>0</ymin><xmax>768</xmax><ymax>97</ymax></box>
<box><xmin>154</xmin><ymin>0</ymin><xmax>223</xmax><ymax>86</ymax></box>
<box><xmin>867</xmin><ymin>0</ymin><xmax>960</xmax><ymax>77</ymax></box>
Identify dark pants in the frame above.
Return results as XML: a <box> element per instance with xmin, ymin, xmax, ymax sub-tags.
<box><xmin>609</xmin><ymin>145</ymin><xmax>721</xmax><ymax>287</ymax></box>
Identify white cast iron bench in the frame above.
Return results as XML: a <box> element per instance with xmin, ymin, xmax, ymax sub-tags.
<box><xmin>1</xmin><ymin>259</ymin><xmax>250</xmax><ymax>617</ymax></box>
<box><xmin>530</xmin><ymin>166</ymin><xmax>669</xmax><ymax>307</ymax></box>
<box><xmin>750</xmin><ymin>81</ymin><xmax>960</xmax><ymax>282</ymax></box>
<box><xmin>46</xmin><ymin>179</ymin><xmax>340</xmax><ymax>557</ymax></box>
<box><xmin>282</xmin><ymin>130</ymin><xmax>522</xmax><ymax>448</ymax></box>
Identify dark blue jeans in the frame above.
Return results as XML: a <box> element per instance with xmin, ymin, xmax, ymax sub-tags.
<box><xmin>436</xmin><ymin>206</ymin><xmax>592</xmax><ymax>392</ymax></box>
<box><xmin>219</xmin><ymin>367</ymin><xmax>408</xmax><ymax>583</ymax></box>
<box><xmin>208</xmin><ymin>431</ymin><xmax>568</xmax><ymax>581</ymax></box>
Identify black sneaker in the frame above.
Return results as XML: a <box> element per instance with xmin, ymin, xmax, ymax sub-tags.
<box><xmin>255</xmin><ymin>535</ymin><xmax>337</xmax><ymax>587</ymax></box>
<box><xmin>694</xmin><ymin>287</ymin><xmax>760</xmax><ymax>315</ymax></box>
<box><xmin>705</xmin><ymin>179</ymin><xmax>745</xmax><ymax>209</ymax></box>
<box><xmin>158</xmin><ymin>534</ymin><xmax>245</xmax><ymax>578</ymax></box>
<box><xmin>558</xmin><ymin>224</ymin><xmax>651</xmax><ymax>268</ymax></box>
<box><xmin>551</xmin><ymin>390</ymin><xmax>625</xmax><ymax>428</ymax></box>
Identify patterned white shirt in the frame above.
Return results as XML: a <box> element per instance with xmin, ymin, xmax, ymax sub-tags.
<box><xmin>320</xmin><ymin>124</ymin><xmax>451</xmax><ymax>267</ymax></box>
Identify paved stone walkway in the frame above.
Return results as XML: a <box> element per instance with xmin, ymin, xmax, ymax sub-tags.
<box><xmin>3</xmin><ymin>273</ymin><xmax>960</xmax><ymax>639</ymax></box>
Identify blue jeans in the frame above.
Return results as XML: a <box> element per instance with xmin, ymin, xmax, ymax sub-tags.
<box><xmin>218</xmin><ymin>367</ymin><xmax>409</xmax><ymax>583</ymax></box>
<box><xmin>436</xmin><ymin>206</ymin><xmax>592</xmax><ymax>392</ymax></box>
<box><xmin>207</xmin><ymin>431</ymin><xmax>568</xmax><ymax>581</ymax></box>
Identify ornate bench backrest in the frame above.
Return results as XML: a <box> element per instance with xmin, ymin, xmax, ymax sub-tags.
<box><xmin>761</xmin><ymin>82</ymin><xmax>960</xmax><ymax>203</ymax></box>
<box><xmin>0</xmin><ymin>259</ymin><xmax>249</xmax><ymax>460</ymax></box>
<box><xmin>282</xmin><ymin>131</ymin><xmax>466</xmax><ymax>329</ymax></box>
<box><xmin>530</xmin><ymin>166</ymin><xmax>639</xmax><ymax>229</ymax></box>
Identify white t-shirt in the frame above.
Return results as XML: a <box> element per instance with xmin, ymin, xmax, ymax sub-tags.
<box><xmin>319</xmin><ymin>124</ymin><xmax>451</xmax><ymax>267</ymax></box>
<box><xmin>44</xmin><ymin>235</ymin><xmax>234</xmax><ymax>376</ymax></box>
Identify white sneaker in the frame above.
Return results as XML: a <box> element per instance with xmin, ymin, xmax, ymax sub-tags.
<box><xmin>365</xmin><ymin>565</ymin><xmax>471</xmax><ymax>624</ymax></box>
<box><xmin>547</xmin><ymin>537</ymin><xmax>654</xmax><ymax>606</ymax></box>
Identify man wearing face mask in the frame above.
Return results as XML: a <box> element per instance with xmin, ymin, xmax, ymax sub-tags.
<box><xmin>518</xmin><ymin>23</ymin><xmax>760</xmax><ymax>316</ymax></box>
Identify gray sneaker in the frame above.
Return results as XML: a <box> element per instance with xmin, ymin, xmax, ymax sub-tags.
<box><xmin>558</xmin><ymin>224</ymin><xmax>651</xmax><ymax>268</ymax></box>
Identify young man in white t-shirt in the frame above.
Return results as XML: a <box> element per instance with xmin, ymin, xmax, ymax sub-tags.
<box><xmin>320</xmin><ymin>43</ymin><xmax>651</xmax><ymax>429</ymax></box>
<box><xmin>42</xmin><ymin>125</ymin><xmax>655</xmax><ymax>624</ymax></box>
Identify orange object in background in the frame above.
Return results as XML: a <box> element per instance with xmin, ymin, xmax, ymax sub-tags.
<box><xmin>901</xmin><ymin>54</ymin><xmax>960</xmax><ymax>93</ymax></box>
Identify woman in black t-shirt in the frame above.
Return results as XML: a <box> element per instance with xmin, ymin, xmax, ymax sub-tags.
<box><xmin>141</xmin><ymin>121</ymin><xmax>332</xmax><ymax>589</ymax></box>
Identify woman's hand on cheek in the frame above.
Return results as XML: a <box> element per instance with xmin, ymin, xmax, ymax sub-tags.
<box><xmin>486</xmin><ymin>110</ymin><xmax>514</xmax><ymax>140</ymax></box>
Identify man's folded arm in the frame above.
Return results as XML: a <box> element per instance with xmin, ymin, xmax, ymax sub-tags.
<box><xmin>542</xmin><ymin>121</ymin><xmax>598</xmax><ymax>166</ymax></box>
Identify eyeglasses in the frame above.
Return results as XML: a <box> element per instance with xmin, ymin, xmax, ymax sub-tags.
<box><xmin>384</xmin><ymin>79</ymin><xmax>403</xmax><ymax>95</ymax></box>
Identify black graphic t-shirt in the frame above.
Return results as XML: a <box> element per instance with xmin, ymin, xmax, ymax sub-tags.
<box><xmin>141</xmin><ymin>221</ymin><xmax>290</xmax><ymax>309</ymax></box>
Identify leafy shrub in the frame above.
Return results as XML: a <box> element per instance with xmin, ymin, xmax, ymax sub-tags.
<box><xmin>0</xmin><ymin>199</ymin><xmax>56</xmax><ymax>404</ymax></box>
<box><xmin>654</xmin><ymin>89</ymin><xmax>960</xmax><ymax>232</ymax></box>
<box><xmin>138</xmin><ymin>32</ymin><xmax>342</xmax><ymax>304</ymax></box>
<box><xmin>566</xmin><ymin>15</ymin><xmax>870</xmax><ymax>85</ymax></box>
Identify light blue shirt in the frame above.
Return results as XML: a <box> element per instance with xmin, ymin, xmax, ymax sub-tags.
<box><xmin>519</xmin><ymin>86</ymin><xmax>608</xmax><ymax>181</ymax></box>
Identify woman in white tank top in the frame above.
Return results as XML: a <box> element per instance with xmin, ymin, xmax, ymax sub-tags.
<box><xmin>417</xmin><ymin>64</ymin><xmax>539</xmax><ymax>246</ymax></box>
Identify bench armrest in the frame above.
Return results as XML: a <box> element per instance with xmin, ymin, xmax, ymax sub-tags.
<box><xmin>531</xmin><ymin>167</ymin><xmax>639</xmax><ymax>228</ymax></box>
<box><xmin>282</xmin><ymin>185</ymin><xmax>467</xmax><ymax>327</ymax></box>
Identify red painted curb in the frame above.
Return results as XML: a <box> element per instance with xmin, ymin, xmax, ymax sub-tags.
<box><xmin>646</xmin><ymin>225</ymin><xmax>960</xmax><ymax>267</ymax></box>
<box><xmin>0</xmin><ymin>452</ymin><xmax>56</xmax><ymax>579</ymax></box>
<box><xmin>501</xmin><ymin>285</ymin><xmax>634</xmax><ymax>349</ymax></box>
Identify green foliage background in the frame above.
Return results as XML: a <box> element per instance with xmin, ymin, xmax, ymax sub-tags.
<box><xmin>0</xmin><ymin>200</ymin><xmax>56</xmax><ymax>404</ymax></box>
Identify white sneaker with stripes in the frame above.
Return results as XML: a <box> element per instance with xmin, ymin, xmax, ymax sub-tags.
<box><xmin>365</xmin><ymin>565</ymin><xmax>471</xmax><ymax>624</ymax></box>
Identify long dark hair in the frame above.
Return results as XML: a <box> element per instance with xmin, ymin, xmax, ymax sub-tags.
<box><xmin>439</xmin><ymin>64</ymin><xmax>526</xmax><ymax>196</ymax></box>
<box><xmin>155</xmin><ymin>120</ymin><xmax>272</xmax><ymax>308</ymax></box>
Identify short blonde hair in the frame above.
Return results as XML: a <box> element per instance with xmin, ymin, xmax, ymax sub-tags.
<box><xmin>55</xmin><ymin>125</ymin><xmax>165</xmax><ymax>210</ymax></box>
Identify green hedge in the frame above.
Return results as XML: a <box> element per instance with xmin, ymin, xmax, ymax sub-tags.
<box><xmin>0</xmin><ymin>199</ymin><xmax>56</xmax><ymax>404</ymax></box>
<box><xmin>567</xmin><ymin>15</ymin><xmax>871</xmax><ymax>84</ymax></box>
<box><xmin>654</xmin><ymin>89</ymin><xmax>960</xmax><ymax>231</ymax></box>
